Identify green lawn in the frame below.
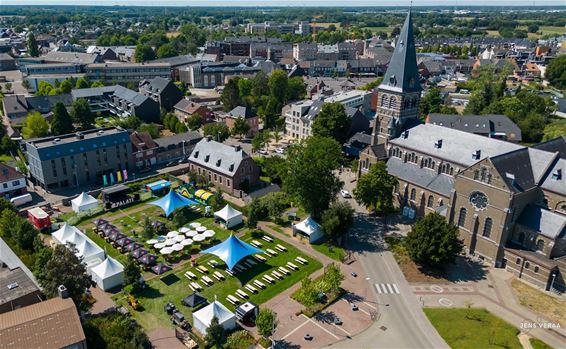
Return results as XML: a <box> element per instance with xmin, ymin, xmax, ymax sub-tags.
<box><xmin>362</xmin><ymin>26</ymin><xmax>392</xmax><ymax>34</ymax></box>
<box><xmin>114</xmin><ymin>231</ymin><xmax>322</xmax><ymax>332</ymax></box>
<box><xmin>0</xmin><ymin>154</ymin><xmax>12</xmax><ymax>162</ymax></box>
<box><xmin>424</xmin><ymin>308</ymin><xmax>522</xmax><ymax>349</ymax></box>
<box><xmin>530</xmin><ymin>338</ymin><xmax>554</xmax><ymax>349</ymax></box>
<box><xmin>311</xmin><ymin>242</ymin><xmax>346</xmax><ymax>262</ymax></box>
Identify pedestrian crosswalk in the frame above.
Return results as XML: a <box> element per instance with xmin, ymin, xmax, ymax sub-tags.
<box><xmin>375</xmin><ymin>283</ymin><xmax>400</xmax><ymax>294</ymax></box>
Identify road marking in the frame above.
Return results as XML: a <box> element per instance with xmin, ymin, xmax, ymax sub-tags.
<box><xmin>280</xmin><ymin>317</ymin><xmax>310</xmax><ymax>340</ymax></box>
<box><xmin>302</xmin><ymin>315</ymin><xmax>340</xmax><ymax>340</ymax></box>
<box><xmin>375</xmin><ymin>283</ymin><xmax>400</xmax><ymax>294</ymax></box>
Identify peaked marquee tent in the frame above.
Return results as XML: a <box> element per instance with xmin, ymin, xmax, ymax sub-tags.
<box><xmin>214</xmin><ymin>204</ymin><xmax>243</xmax><ymax>228</ymax></box>
<box><xmin>293</xmin><ymin>216</ymin><xmax>324</xmax><ymax>243</ymax></box>
<box><xmin>90</xmin><ymin>256</ymin><xmax>125</xmax><ymax>291</ymax></box>
<box><xmin>192</xmin><ymin>301</ymin><xmax>236</xmax><ymax>335</ymax></box>
<box><xmin>201</xmin><ymin>235</ymin><xmax>263</xmax><ymax>270</ymax></box>
<box><xmin>149</xmin><ymin>190</ymin><xmax>199</xmax><ymax>217</ymax></box>
<box><xmin>52</xmin><ymin>223</ymin><xmax>83</xmax><ymax>245</ymax></box>
<box><xmin>71</xmin><ymin>192</ymin><xmax>99</xmax><ymax>213</ymax></box>
<box><xmin>76</xmin><ymin>239</ymin><xmax>105</xmax><ymax>263</ymax></box>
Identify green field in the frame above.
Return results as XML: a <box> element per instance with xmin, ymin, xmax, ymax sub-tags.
<box><xmin>424</xmin><ymin>308</ymin><xmax>522</xmax><ymax>349</ymax></box>
<box><xmin>115</xmin><ymin>231</ymin><xmax>322</xmax><ymax>331</ymax></box>
<box><xmin>530</xmin><ymin>338</ymin><xmax>554</xmax><ymax>349</ymax></box>
<box><xmin>362</xmin><ymin>26</ymin><xmax>392</xmax><ymax>34</ymax></box>
<box><xmin>311</xmin><ymin>242</ymin><xmax>346</xmax><ymax>262</ymax></box>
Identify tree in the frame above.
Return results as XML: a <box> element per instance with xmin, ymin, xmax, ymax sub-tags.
<box><xmin>546</xmin><ymin>54</ymin><xmax>566</xmax><ymax>89</ymax></box>
<box><xmin>252</xmin><ymin>130</ymin><xmax>270</xmax><ymax>152</ymax></box>
<box><xmin>527</xmin><ymin>24</ymin><xmax>539</xmax><ymax>33</ymax></box>
<box><xmin>4</xmin><ymin>82</ymin><xmax>12</xmax><ymax>92</ymax></box>
<box><xmin>22</xmin><ymin>79</ymin><xmax>31</xmax><ymax>90</ymax></box>
<box><xmin>321</xmin><ymin>201</ymin><xmax>354</xmax><ymax>243</ymax></box>
<box><xmin>134</xmin><ymin>44</ymin><xmax>156</xmax><ymax>62</ymax></box>
<box><xmin>205</xmin><ymin>316</ymin><xmax>226</xmax><ymax>348</ymax></box>
<box><xmin>256</xmin><ymin>308</ymin><xmax>278</xmax><ymax>338</ymax></box>
<box><xmin>83</xmin><ymin>313</ymin><xmax>151</xmax><ymax>349</ymax></box>
<box><xmin>295</xmin><ymin>277</ymin><xmax>318</xmax><ymax>307</ymax></box>
<box><xmin>231</xmin><ymin>117</ymin><xmax>250</xmax><ymax>138</ymax></box>
<box><xmin>419</xmin><ymin>87</ymin><xmax>442</xmax><ymax>117</ymax></box>
<box><xmin>284</xmin><ymin>137</ymin><xmax>343</xmax><ymax>219</ymax></box>
<box><xmin>27</xmin><ymin>32</ymin><xmax>39</xmax><ymax>57</ymax></box>
<box><xmin>324</xmin><ymin>263</ymin><xmax>345</xmax><ymax>292</ymax></box>
<box><xmin>220</xmin><ymin>78</ymin><xmax>241</xmax><ymax>112</ymax></box>
<box><xmin>286</xmin><ymin>76</ymin><xmax>306</xmax><ymax>101</ymax></box>
<box><xmin>22</xmin><ymin>112</ymin><xmax>49</xmax><ymax>139</ymax></box>
<box><xmin>75</xmin><ymin>77</ymin><xmax>90</xmax><ymax>89</ymax></box>
<box><xmin>203</xmin><ymin>123</ymin><xmax>230</xmax><ymax>142</ymax></box>
<box><xmin>142</xmin><ymin>217</ymin><xmax>155</xmax><ymax>239</ymax></box>
<box><xmin>0</xmin><ymin>197</ymin><xmax>17</xmax><ymax>214</ymax></box>
<box><xmin>117</xmin><ymin>115</ymin><xmax>142</xmax><ymax>130</ymax></box>
<box><xmin>50</xmin><ymin>102</ymin><xmax>74</xmax><ymax>135</ymax></box>
<box><xmin>354</xmin><ymin>162</ymin><xmax>397</xmax><ymax>214</ymax></box>
<box><xmin>252</xmin><ymin>71</ymin><xmax>269</xmax><ymax>98</ymax></box>
<box><xmin>268</xmin><ymin>70</ymin><xmax>288</xmax><ymax>106</ymax></box>
<box><xmin>33</xmin><ymin>246</ymin><xmax>53</xmax><ymax>284</ymax></box>
<box><xmin>405</xmin><ymin>212</ymin><xmax>464</xmax><ymax>268</ymax></box>
<box><xmin>71</xmin><ymin>99</ymin><xmax>95</xmax><ymax>130</ymax></box>
<box><xmin>41</xmin><ymin>244</ymin><xmax>94</xmax><ymax>311</ymax></box>
<box><xmin>90</xmin><ymin>80</ymin><xmax>105</xmax><ymax>88</ymax></box>
<box><xmin>138</xmin><ymin>123</ymin><xmax>160</xmax><ymax>138</ymax></box>
<box><xmin>156</xmin><ymin>43</ymin><xmax>178</xmax><ymax>58</ymax></box>
<box><xmin>124</xmin><ymin>256</ymin><xmax>141</xmax><ymax>287</ymax></box>
<box><xmin>59</xmin><ymin>80</ymin><xmax>73</xmax><ymax>93</ymax></box>
<box><xmin>311</xmin><ymin>102</ymin><xmax>351</xmax><ymax>143</ymax></box>
<box><xmin>0</xmin><ymin>209</ymin><xmax>39</xmax><ymax>250</ymax></box>
<box><xmin>186</xmin><ymin>114</ymin><xmax>202</xmax><ymax>131</ymax></box>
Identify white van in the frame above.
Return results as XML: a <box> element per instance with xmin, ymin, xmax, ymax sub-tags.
<box><xmin>10</xmin><ymin>193</ymin><xmax>32</xmax><ymax>206</ymax></box>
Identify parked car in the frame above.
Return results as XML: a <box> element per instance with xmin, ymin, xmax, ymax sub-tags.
<box><xmin>340</xmin><ymin>190</ymin><xmax>352</xmax><ymax>198</ymax></box>
<box><xmin>10</xmin><ymin>193</ymin><xmax>32</xmax><ymax>207</ymax></box>
<box><xmin>275</xmin><ymin>147</ymin><xmax>285</xmax><ymax>154</ymax></box>
<box><xmin>171</xmin><ymin>311</ymin><xmax>189</xmax><ymax>330</ymax></box>
<box><xmin>164</xmin><ymin>302</ymin><xmax>176</xmax><ymax>315</ymax></box>
<box><xmin>334</xmin><ymin>317</ymin><xmax>343</xmax><ymax>326</ymax></box>
<box><xmin>258</xmin><ymin>149</ymin><xmax>268</xmax><ymax>155</ymax></box>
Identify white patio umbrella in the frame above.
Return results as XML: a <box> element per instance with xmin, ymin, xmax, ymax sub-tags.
<box><xmin>185</xmin><ymin>230</ymin><xmax>198</xmax><ymax>237</ymax></box>
<box><xmin>171</xmin><ymin>243</ymin><xmax>184</xmax><ymax>252</ymax></box>
<box><xmin>193</xmin><ymin>234</ymin><xmax>206</xmax><ymax>242</ymax></box>
<box><xmin>203</xmin><ymin>230</ymin><xmax>215</xmax><ymax>238</ymax></box>
<box><xmin>173</xmin><ymin>235</ymin><xmax>185</xmax><ymax>242</ymax></box>
<box><xmin>180</xmin><ymin>238</ymin><xmax>193</xmax><ymax>246</ymax></box>
<box><xmin>164</xmin><ymin>239</ymin><xmax>176</xmax><ymax>246</ymax></box>
<box><xmin>189</xmin><ymin>222</ymin><xmax>202</xmax><ymax>228</ymax></box>
<box><xmin>160</xmin><ymin>247</ymin><xmax>174</xmax><ymax>255</ymax></box>
<box><xmin>179</xmin><ymin>227</ymin><xmax>191</xmax><ymax>233</ymax></box>
<box><xmin>196</xmin><ymin>226</ymin><xmax>206</xmax><ymax>233</ymax></box>
<box><xmin>154</xmin><ymin>242</ymin><xmax>166</xmax><ymax>249</ymax></box>
<box><xmin>146</xmin><ymin>239</ymin><xmax>159</xmax><ymax>245</ymax></box>
<box><xmin>166</xmin><ymin>231</ymin><xmax>179</xmax><ymax>238</ymax></box>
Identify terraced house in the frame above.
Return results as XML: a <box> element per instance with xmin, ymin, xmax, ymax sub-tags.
<box><xmin>359</xmin><ymin>11</ymin><xmax>566</xmax><ymax>293</ymax></box>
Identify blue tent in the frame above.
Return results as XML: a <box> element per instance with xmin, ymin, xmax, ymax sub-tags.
<box><xmin>149</xmin><ymin>190</ymin><xmax>200</xmax><ymax>217</ymax></box>
<box><xmin>201</xmin><ymin>235</ymin><xmax>264</xmax><ymax>270</ymax></box>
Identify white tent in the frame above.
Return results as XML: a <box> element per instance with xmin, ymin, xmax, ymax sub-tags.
<box><xmin>52</xmin><ymin>223</ymin><xmax>83</xmax><ymax>245</ymax></box>
<box><xmin>293</xmin><ymin>216</ymin><xmax>324</xmax><ymax>243</ymax></box>
<box><xmin>214</xmin><ymin>204</ymin><xmax>243</xmax><ymax>228</ymax></box>
<box><xmin>71</xmin><ymin>192</ymin><xmax>99</xmax><ymax>213</ymax></box>
<box><xmin>76</xmin><ymin>239</ymin><xmax>105</xmax><ymax>263</ymax></box>
<box><xmin>90</xmin><ymin>256</ymin><xmax>124</xmax><ymax>291</ymax></box>
<box><xmin>193</xmin><ymin>301</ymin><xmax>236</xmax><ymax>335</ymax></box>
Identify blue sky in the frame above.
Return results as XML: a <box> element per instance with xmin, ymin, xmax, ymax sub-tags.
<box><xmin>3</xmin><ymin>0</ymin><xmax>565</xmax><ymax>6</ymax></box>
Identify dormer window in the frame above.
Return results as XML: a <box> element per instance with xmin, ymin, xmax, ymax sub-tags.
<box><xmin>552</xmin><ymin>169</ymin><xmax>562</xmax><ymax>180</ymax></box>
<box><xmin>204</xmin><ymin>155</ymin><xmax>210</xmax><ymax>162</ymax></box>
<box><xmin>434</xmin><ymin>139</ymin><xmax>443</xmax><ymax>149</ymax></box>
<box><xmin>216</xmin><ymin>159</ymin><xmax>221</xmax><ymax>167</ymax></box>
<box><xmin>229</xmin><ymin>164</ymin><xmax>234</xmax><ymax>172</ymax></box>
<box><xmin>193</xmin><ymin>151</ymin><xmax>199</xmax><ymax>158</ymax></box>
<box><xmin>472</xmin><ymin>150</ymin><xmax>481</xmax><ymax>160</ymax></box>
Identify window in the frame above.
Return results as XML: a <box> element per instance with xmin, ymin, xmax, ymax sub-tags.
<box><xmin>525</xmin><ymin>262</ymin><xmax>530</xmax><ymax>269</ymax></box>
<box><xmin>381</xmin><ymin>95</ymin><xmax>388</xmax><ymax>107</ymax></box>
<box><xmin>534</xmin><ymin>266</ymin><xmax>539</xmax><ymax>273</ymax></box>
<box><xmin>427</xmin><ymin>195</ymin><xmax>434</xmax><ymax>208</ymax></box>
<box><xmin>410</xmin><ymin>188</ymin><xmax>416</xmax><ymax>201</ymax></box>
<box><xmin>458</xmin><ymin>208</ymin><xmax>467</xmax><ymax>227</ymax></box>
<box><xmin>536</xmin><ymin>239</ymin><xmax>544</xmax><ymax>252</ymax></box>
<box><xmin>11</xmin><ymin>180</ymin><xmax>19</xmax><ymax>186</ymax></box>
<box><xmin>2</xmin><ymin>183</ymin><xmax>7</xmax><ymax>189</ymax></box>
<box><xmin>516</xmin><ymin>258</ymin><xmax>521</xmax><ymax>264</ymax></box>
<box><xmin>394</xmin><ymin>182</ymin><xmax>399</xmax><ymax>193</ymax></box>
<box><xmin>483</xmin><ymin>218</ymin><xmax>492</xmax><ymax>238</ymax></box>
<box><xmin>389</xmin><ymin>97</ymin><xmax>397</xmax><ymax>109</ymax></box>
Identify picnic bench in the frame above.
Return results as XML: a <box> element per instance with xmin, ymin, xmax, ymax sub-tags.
<box><xmin>272</xmin><ymin>270</ymin><xmax>283</xmax><ymax>279</ymax></box>
<box><xmin>251</xmin><ymin>240</ymin><xmax>263</xmax><ymax>247</ymax></box>
<box><xmin>275</xmin><ymin>245</ymin><xmax>285</xmax><ymax>252</ymax></box>
<box><xmin>202</xmin><ymin>276</ymin><xmax>214</xmax><ymax>285</ymax></box>
<box><xmin>208</xmin><ymin>260</ymin><xmax>219</xmax><ymax>268</ymax></box>
<box><xmin>262</xmin><ymin>236</ymin><xmax>274</xmax><ymax>243</ymax></box>
<box><xmin>255</xmin><ymin>255</ymin><xmax>267</xmax><ymax>262</ymax></box>
<box><xmin>262</xmin><ymin>275</ymin><xmax>274</xmax><ymax>284</ymax></box>
<box><xmin>279</xmin><ymin>267</ymin><xmax>291</xmax><ymax>275</ymax></box>
<box><xmin>214</xmin><ymin>271</ymin><xmax>225</xmax><ymax>280</ymax></box>
<box><xmin>295</xmin><ymin>257</ymin><xmax>307</xmax><ymax>265</ymax></box>
<box><xmin>287</xmin><ymin>262</ymin><xmax>299</xmax><ymax>270</ymax></box>
<box><xmin>184</xmin><ymin>271</ymin><xmax>197</xmax><ymax>280</ymax></box>
<box><xmin>226</xmin><ymin>297</ymin><xmax>237</xmax><ymax>305</ymax></box>
<box><xmin>245</xmin><ymin>284</ymin><xmax>258</xmax><ymax>293</ymax></box>
<box><xmin>227</xmin><ymin>295</ymin><xmax>240</xmax><ymax>304</ymax></box>
<box><xmin>191</xmin><ymin>282</ymin><xmax>202</xmax><ymax>291</ymax></box>
<box><xmin>254</xmin><ymin>280</ymin><xmax>266</xmax><ymax>288</ymax></box>
<box><xmin>196</xmin><ymin>266</ymin><xmax>208</xmax><ymax>273</ymax></box>
<box><xmin>246</xmin><ymin>258</ymin><xmax>257</xmax><ymax>265</ymax></box>
<box><xmin>236</xmin><ymin>289</ymin><xmax>249</xmax><ymax>299</ymax></box>
<box><xmin>276</xmin><ymin>244</ymin><xmax>287</xmax><ymax>251</ymax></box>
<box><xmin>225</xmin><ymin>269</ymin><xmax>234</xmax><ymax>276</ymax></box>
<box><xmin>266</xmin><ymin>249</ymin><xmax>278</xmax><ymax>256</ymax></box>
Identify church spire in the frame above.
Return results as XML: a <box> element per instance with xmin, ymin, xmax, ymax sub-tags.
<box><xmin>380</xmin><ymin>11</ymin><xmax>421</xmax><ymax>93</ymax></box>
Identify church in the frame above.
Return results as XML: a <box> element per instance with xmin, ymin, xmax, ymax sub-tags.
<box><xmin>358</xmin><ymin>11</ymin><xmax>566</xmax><ymax>293</ymax></box>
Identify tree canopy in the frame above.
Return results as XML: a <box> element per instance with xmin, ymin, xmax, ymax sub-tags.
<box><xmin>311</xmin><ymin>102</ymin><xmax>351</xmax><ymax>143</ymax></box>
<box><xmin>231</xmin><ymin>117</ymin><xmax>251</xmax><ymax>138</ymax></box>
<box><xmin>256</xmin><ymin>308</ymin><xmax>278</xmax><ymax>338</ymax></box>
<box><xmin>71</xmin><ymin>99</ymin><xmax>95</xmax><ymax>130</ymax></box>
<box><xmin>321</xmin><ymin>201</ymin><xmax>354</xmax><ymax>244</ymax></box>
<box><xmin>284</xmin><ymin>137</ymin><xmax>343</xmax><ymax>219</ymax></box>
<box><xmin>205</xmin><ymin>316</ymin><xmax>226</xmax><ymax>348</ymax></box>
<box><xmin>546</xmin><ymin>54</ymin><xmax>566</xmax><ymax>89</ymax></box>
<box><xmin>354</xmin><ymin>162</ymin><xmax>397</xmax><ymax>214</ymax></box>
<box><xmin>27</xmin><ymin>32</ymin><xmax>39</xmax><ymax>57</ymax></box>
<box><xmin>405</xmin><ymin>212</ymin><xmax>463</xmax><ymax>268</ymax></box>
<box><xmin>22</xmin><ymin>112</ymin><xmax>49</xmax><ymax>139</ymax></box>
<box><xmin>50</xmin><ymin>102</ymin><xmax>74</xmax><ymax>135</ymax></box>
<box><xmin>203</xmin><ymin>122</ymin><xmax>230</xmax><ymax>142</ymax></box>
<box><xmin>134</xmin><ymin>44</ymin><xmax>156</xmax><ymax>62</ymax></box>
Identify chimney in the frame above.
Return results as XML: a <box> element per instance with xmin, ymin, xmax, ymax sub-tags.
<box><xmin>205</xmin><ymin>136</ymin><xmax>212</xmax><ymax>142</ymax></box>
<box><xmin>58</xmin><ymin>285</ymin><xmax>69</xmax><ymax>299</ymax></box>
<box><xmin>235</xmin><ymin>145</ymin><xmax>241</xmax><ymax>152</ymax></box>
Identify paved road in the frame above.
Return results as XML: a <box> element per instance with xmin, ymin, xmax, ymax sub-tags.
<box><xmin>325</xmin><ymin>214</ymin><xmax>449</xmax><ymax>349</ymax></box>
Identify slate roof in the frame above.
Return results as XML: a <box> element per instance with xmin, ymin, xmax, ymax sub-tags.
<box><xmin>427</xmin><ymin>113</ymin><xmax>522</xmax><ymax>142</ymax></box>
<box><xmin>387</xmin><ymin>157</ymin><xmax>454</xmax><ymax>196</ymax></box>
<box><xmin>389</xmin><ymin>124</ymin><xmax>523</xmax><ymax>168</ymax></box>
<box><xmin>153</xmin><ymin>54</ymin><xmax>198</xmax><ymax>67</ymax></box>
<box><xmin>2</xmin><ymin>94</ymin><xmax>73</xmax><ymax>119</ymax></box>
<box><xmin>228</xmin><ymin>106</ymin><xmax>256</xmax><ymax>119</ymax></box>
<box><xmin>189</xmin><ymin>138</ymin><xmax>250</xmax><ymax>176</ymax></box>
<box><xmin>139</xmin><ymin>77</ymin><xmax>173</xmax><ymax>94</ymax></box>
<box><xmin>539</xmin><ymin>158</ymin><xmax>566</xmax><ymax>195</ymax></box>
<box><xmin>379</xmin><ymin>11</ymin><xmax>422</xmax><ymax>93</ymax></box>
<box><xmin>43</xmin><ymin>51</ymin><xmax>99</xmax><ymax>65</ymax></box>
<box><xmin>153</xmin><ymin>131</ymin><xmax>202</xmax><ymax>148</ymax></box>
<box><xmin>532</xmin><ymin>136</ymin><xmax>566</xmax><ymax>159</ymax></box>
<box><xmin>130</xmin><ymin>131</ymin><xmax>158</xmax><ymax>151</ymax></box>
<box><xmin>113</xmin><ymin>85</ymin><xmax>151</xmax><ymax>106</ymax></box>
<box><xmin>174</xmin><ymin>99</ymin><xmax>207</xmax><ymax>114</ymax></box>
<box><xmin>71</xmin><ymin>85</ymin><xmax>117</xmax><ymax>99</ymax></box>
<box><xmin>516</xmin><ymin>205</ymin><xmax>566</xmax><ymax>239</ymax></box>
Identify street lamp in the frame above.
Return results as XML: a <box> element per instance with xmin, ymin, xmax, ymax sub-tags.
<box><xmin>549</xmin><ymin>272</ymin><xmax>557</xmax><ymax>291</ymax></box>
